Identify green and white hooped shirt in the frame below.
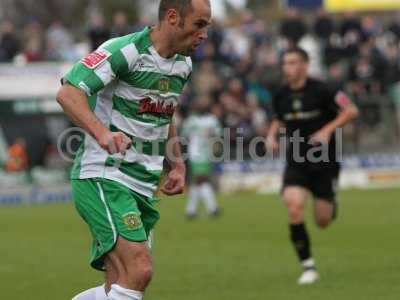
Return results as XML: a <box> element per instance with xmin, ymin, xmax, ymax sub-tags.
<box><xmin>63</xmin><ymin>27</ymin><xmax>192</xmax><ymax>197</ymax></box>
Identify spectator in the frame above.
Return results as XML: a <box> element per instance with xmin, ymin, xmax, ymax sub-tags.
<box><xmin>0</xmin><ymin>20</ymin><xmax>19</xmax><ymax>62</ymax></box>
<box><xmin>388</xmin><ymin>12</ymin><xmax>400</xmax><ymax>41</ymax></box>
<box><xmin>361</xmin><ymin>16</ymin><xmax>381</xmax><ymax>39</ymax></box>
<box><xmin>111</xmin><ymin>12</ymin><xmax>133</xmax><ymax>38</ymax></box>
<box><xmin>384</xmin><ymin>43</ymin><xmax>400</xmax><ymax>86</ymax></box>
<box><xmin>246</xmin><ymin>93</ymin><xmax>268</xmax><ymax>137</ymax></box>
<box><xmin>132</xmin><ymin>16</ymin><xmax>152</xmax><ymax>32</ymax></box>
<box><xmin>313</xmin><ymin>9</ymin><xmax>335</xmax><ymax>41</ymax></box>
<box><xmin>246</xmin><ymin>70</ymin><xmax>272</xmax><ymax>108</ymax></box>
<box><xmin>327</xmin><ymin>62</ymin><xmax>347</xmax><ymax>91</ymax></box>
<box><xmin>87</xmin><ymin>15</ymin><xmax>110</xmax><ymax>51</ymax></box>
<box><xmin>279</xmin><ymin>8</ymin><xmax>307</xmax><ymax>47</ymax></box>
<box><xmin>45</xmin><ymin>21</ymin><xmax>74</xmax><ymax>61</ymax></box>
<box><xmin>340</xmin><ymin>11</ymin><xmax>362</xmax><ymax>37</ymax></box>
<box><xmin>22</xmin><ymin>19</ymin><xmax>44</xmax><ymax>62</ymax></box>
<box><xmin>193</xmin><ymin>60</ymin><xmax>219</xmax><ymax>96</ymax></box>
<box><xmin>227</xmin><ymin>78</ymin><xmax>245</xmax><ymax>104</ymax></box>
<box><xmin>5</xmin><ymin>137</ymin><xmax>29</xmax><ymax>172</ymax></box>
<box><xmin>348</xmin><ymin>54</ymin><xmax>382</xmax><ymax>96</ymax></box>
<box><xmin>221</xmin><ymin>23</ymin><xmax>251</xmax><ymax>61</ymax></box>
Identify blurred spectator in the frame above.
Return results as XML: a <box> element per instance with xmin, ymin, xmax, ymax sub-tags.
<box><xmin>361</xmin><ymin>16</ymin><xmax>381</xmax><ymax>39</ymax></box>
<box><xmin>45</xmin><ymin>21</ymin><xmax>74</xmax><ymax>61</ymax></box>
<box><xmin>193</xmin><ymin>60</ymin><xmax>219</xmax><ymax>96</ymax></box>
<box><xmin>131</xmin><ymin>16</ymin><xmax>152</xmax><ymax>32</ymax></box>
<box><xmin>313</xmin><ymin>9</ymin><xmax>335</xmax><ymax>41</ymax></box>
<box><xmin>221</xmin><ymin>22</ymin><xmax>251</xmax><ymax>61</ymax></box>
<box><xmin>88</xmin><ymin>15</ymin><xmax>110</xmax><ymax>51</ymax></box>
<box><xmin>340</xmin><ymin>11</ymin><xmax>362</xmax><ymax>37</ymax></box>
<box><xmin>323</xmin><ymin>33</ymin><xmax>343</xmax><ymax>66</ymax></box>
<box><xmin>388</xmin><ymin>12</ymin><xmax>400</xmax><ymax>41</ymax></box>
<box><xmin>246</xmin><ymin>70</ymin><xmax>272</xmax><ymax>108</ymax></box>
<box><xmin>227</xmin><ymin>78</ymin><xmax>246</xmax><ymax>104</ymax></box>
<box><xmin>111</xmin><ymin>12</ymin><xmax>133</xmax><ymax>38</ymax></box>
<box><xmin>5</xmin><ymin>137</ymin><xmax>29</xmax><ymax>172</ymax></box>
<box><xmin>384</xmin><ymin>43</ymin><xmax>400</xmax><ymax>86</ymax></box>
<box><xmin>327</xmin><ymin>62</ymin><xmax>347</xmax><ymax>91</ymax></box>
<box><xmin>218</xmin><ymin>92</ymin><xmax>244</xmax><ymax>141</ymax></box>
<box><xmin>246</xmin><ymin>93</ymin><xmax>268</xmax><ymax>137</ymax></box>
<box><xmin>348</xmin><ymin>53</ymin><xmax>382</xmax><ymax>97</ymax></box>
<box><xmin>340</xmin><ymin>12</ymin><xmax>364</xmax><ymax>58</ymax></box>
<box><xmin>22</xmin><ymin>20</ymin><xmax>45</xmax><ymax>62</ymax></box>
<box><xmin>279</xmin><ymin>8</ymin><xmax>307</xmax><ymax>47</ymax></box>
<box><xmin>0</xmin><ymin>20</ymin><xmax>20</xmax><ymax>62</ymax></box>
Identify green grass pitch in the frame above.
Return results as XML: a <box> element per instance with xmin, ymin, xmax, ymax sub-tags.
<box><xmin>1</xmin><ymin>188</ymin><xmax>399</xmax><ymax>300</ymax></box>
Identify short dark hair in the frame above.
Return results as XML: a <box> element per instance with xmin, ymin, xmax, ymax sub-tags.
<box><xmin>158</xmin><ymin>0</ymin><xmax>193</xmax><ymax>22</ymax></box>
<box><xmin>283</xmin><ymin>47</ymin><xmax>310</xmax><ymax>62</ymax></box>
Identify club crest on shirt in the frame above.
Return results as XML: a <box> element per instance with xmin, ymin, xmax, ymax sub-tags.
<box><xmin>81</xmin><ymin>49</ymin><xmax>111</xmax><ymax>69</ymax></box>
<box><xmin>123</xmin><ymin>212</ymin><xmax>142</xmax><ymax>230</ymax></box>
<box><xmin>158</xmin><ymin>77</ymin><xmax>170</xmax><ymax>93</ymax></box>
<box><xmin>293</xmin><ymin>99</ymin><xmax>302</xmax><ymax>111</ymax></box>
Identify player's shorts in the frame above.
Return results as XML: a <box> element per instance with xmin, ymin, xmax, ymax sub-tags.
<box><xmin>71</xmin><ymin>178</ymin><xmax>160</xmax><ymax>271</ymax></box>
<box><xmin>189</xmin><ymin>161</ymin><xmax>213</xmax><ymax>178</ymax></box>
<box><xmin>282</xmin><ymin>164</ymin><xmax>340</xmax><ymax>202</ymax></box>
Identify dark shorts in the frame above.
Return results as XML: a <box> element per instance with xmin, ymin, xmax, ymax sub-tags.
<box><xmin>282</xmin><ymin>164</ymin><xmax>340</xmax><ymax>202</ymax></box>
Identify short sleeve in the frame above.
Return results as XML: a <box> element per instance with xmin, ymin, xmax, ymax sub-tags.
<box><xmin>185</xmin><ymin>57</ymin><xmax>193</xmax><ymax>82</ymax></box>
<box><xmin>62</xmin><ymin>39</ymin><xmax>139</xmax><ymax>96</ymax></box>
<box><xmin>324</xmin><ymin>86</ymin><xmax>352</xmax><ymax>114</ymax></box>
<box><xmin>271</xmin><ymin>92</ymin><xmax>283</xmax><ymax>121</ymax></box>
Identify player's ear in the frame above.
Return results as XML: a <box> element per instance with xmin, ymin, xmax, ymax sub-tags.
<box><xmin>166</xmin><ymin>8</ymin><xmax>179</xmax><ymax>26</ymax></box>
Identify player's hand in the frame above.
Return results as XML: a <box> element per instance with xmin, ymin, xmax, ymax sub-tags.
<box><xmin>265</xmin><ymin>136</ymin><xmax>279</xmax><ymax>152</ymax></box>
<box><xmin>161</xmin><ymin>166</ymin><xmax>186</xmax><ymax>196</ymax></box>
<box><xmin>96</xmin><ymin>130</ymin><xmax>132</xmax><ymax>155</ymax></box>
<box><xmin>309</xmin><ymin>128</ymin><xmax>332</xmax><ymax>145</ymax></box>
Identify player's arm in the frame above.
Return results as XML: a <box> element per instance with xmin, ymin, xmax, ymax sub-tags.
<box><xmin>266</xmin><ymin>91</ymin><xmax>285</xmax><ymax>151</ymax></box>
<box><xmin>57</xmin><ymin>84</ymin><xmax>131</xmax><ymax>155</ymax></box>
<box><xmin>266</xmin><ymin>92</ymin><xmax>284</xmax><ymax>152</ymax></box>
<box><xmin>57</xmin><ymin>45</ymin><xmax>134</xmax><ymax>154</ymax></box>
<box><xmin>266</xmin><ymin>119</ymin><xmax>283</xmax><ymax>151</ymax></box>
<box><xmin>161</xmin><ymin>121</ymin><xmax>186</xmax><ymax>196</ymax></box>
<box><xmin>310</xmin><ymin>91</ymin><xmax>359</xmax><ymax>144</ymax></box>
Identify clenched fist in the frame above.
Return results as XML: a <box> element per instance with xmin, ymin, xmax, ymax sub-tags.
<box><xmin>161</xmin><ymin>167</ymin><xmax>186</xmax><ymax>196</ymax></box>
<box><xmin>96</xmin><ymin>130</ymin><xmax>132</xmax><ymax>155</ymax></box>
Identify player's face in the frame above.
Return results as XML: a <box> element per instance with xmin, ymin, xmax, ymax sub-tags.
<box><xmin>282</xmin><ymin>53</ymin><xmax>309</xmax><ymax>83</ymax></box>
<box><xmin>174</xmin><ymin>0</ymin><xmax>212</xmax><ymax>56</ymax></box>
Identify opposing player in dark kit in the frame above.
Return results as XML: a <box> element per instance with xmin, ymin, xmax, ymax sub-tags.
<box><xmin>266</xmin><ymin>48</ymin><xmax>359</xmax><ymax>284</ymax></box>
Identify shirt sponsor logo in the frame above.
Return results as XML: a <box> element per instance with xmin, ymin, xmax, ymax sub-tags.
<box><xmin>81</xmin><ymin>49</ymin><xmax>111</xmax><ymax>69</ymax></box>
<box><xmin>284</xmin><ymin>110</ymin><xmax>321</xmax><ymax>121</ymax></box>
<box><xmin>139</xmin><ymin>98</ymin><xmax>175</xmax><ymax>115</ymax></box>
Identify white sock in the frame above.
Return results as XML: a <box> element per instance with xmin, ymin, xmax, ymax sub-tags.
<box><xmin>147</xmin><ymin>230</ymin><xmax>154</xmax><ymax>250</ymax></box>
<box><xmin>199</xmin><ymin>183</ymin><xmax>218</xmax><ymax>213</ymax></box>
<box><xmin>72</xmin><ymin>285</ymin><xmax>107</xmax><ymax>300</ymax></box>
<box><xmin>186</xmin><ymin>185</ymin><xmax>200</xmax><ymax>215</ymax></box>
<box><xmin>301</xmin><ymin>258</ymin><xmax>316</xmax><ymax>270</ymax></box>
<box><xmin>107</xmin><ymin>284</ymin><xmax>143</xmax><ymax>300</ymax></box>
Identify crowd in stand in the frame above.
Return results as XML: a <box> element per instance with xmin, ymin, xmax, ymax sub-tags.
<box><xmin>1</xmin><ymin>9</ymin><xmax>400</xmax><ymax>160</ymax></box>
<box><xmin>179</xmin><ymin>9</ymin><xmax>400</xmax><ymax>150</ymax></box>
